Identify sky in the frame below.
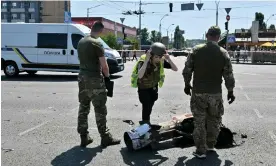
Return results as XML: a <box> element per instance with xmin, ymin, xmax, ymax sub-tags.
<box><xmin>70</xmin><ymin>0</ymin><xmax>276</xmax><ymax>39</ymax></box>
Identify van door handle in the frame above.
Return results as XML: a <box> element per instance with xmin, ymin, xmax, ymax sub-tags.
<box><xmin>62</xmin><ymin>50</ymin><xmax>66</xmax><ymax>55</ymax></box>
<box><xmin>71</xmin><ymin>50</ymin><xmax>74</xmax><ymax>55</ymax></box>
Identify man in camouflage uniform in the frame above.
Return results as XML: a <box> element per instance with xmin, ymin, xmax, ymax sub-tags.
<box><xmin>77</xmin><ymin>21</ymin><xmax>120</xmax><ymax>148</ymax></box>
<box><xmin>182</xmin><ymin>26</ymin><xmax>236</xmax><ymax>159</ymax></box>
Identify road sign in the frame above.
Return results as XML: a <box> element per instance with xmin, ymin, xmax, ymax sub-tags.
<box><xmin>226</xmin><ymin>15</ymin><xmax>230</xmax><ymax>21</ymax></box>
<box><xmin>196</xmin><ymin>3</ymin><xmax>203</xmax><ymax>11</ymax></box>
<box><xmin>120</xmin><ymin>18</ymin><xmax>125</xmax><ymax>24</ymax></box>
<box><xmin>227</xmin><ymin>35</ymin><xmax>236</xmax><ymax>43</ymax></box>
<box><xmin>225</xmin><ymin>8</ymin><xmax>231</xmax><ymax>14</ymax></box>
<box><xmin>117</xmin><ymin>38</ymin><xmax>123</xmax><ymax>44</ymax></box>
<box><xmin>181</xmin><ymin>3</ymin><xmax>194</xmax><ymax>11</ymax></box>
<box><xmin>64</xmin><ymin>11</ymin><xmax>71</xmax><ymax>23</ymax></box>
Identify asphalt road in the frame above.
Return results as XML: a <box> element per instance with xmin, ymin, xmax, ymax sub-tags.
<box><xmin>1</xmin><ymin>56</ymin><xmax>276</xmax><ymax>166</ymax></box>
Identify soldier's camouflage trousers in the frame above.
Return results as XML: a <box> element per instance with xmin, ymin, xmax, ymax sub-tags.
<box><xmin>77</xmin><ymin>75</ymin><xmax>109</xmax><ymax>137</ymax></box>
<box><xmin>190</xmin><ymin>93</ymin><xmax>224</xmax><ymax>153</ymax></box>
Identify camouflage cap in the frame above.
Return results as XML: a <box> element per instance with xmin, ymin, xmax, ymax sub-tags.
<box><xmin>207</xmin><ymin>26</ymin><xmax>221</xmax><ymax>36</ymax></box>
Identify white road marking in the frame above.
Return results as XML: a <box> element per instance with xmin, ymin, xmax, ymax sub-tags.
<box><xmin>18</xmin><ymin>121</ymin><xmax>50</xmax><ymax>136</ymax></box>
<box><xmin>48</xmin><ymin>92</ymin><xmax>73</xmax><ymax>95</ymax></box>
<box><xmin>234</xmin><ymin>72</ymin><xmax>260</xmax><ymax>76</ymax></box>
<box><xmin>253</xmin><ymin>109</ymin><xmax>263</xmax><ymax>118</ymax></box>
<box><xmin>268</xmin><ymin>131</ymin><xmax>276</xmax><ymax>144</ymax></box>
<box><xmin>122</xmin><ymin>84</ymin><xmax>129</xmax><ymax>87</ymax></box>
<box><xmin>244</xmin><ymin>94</ymin><xmax>251</xmax><ymax>100</ymax></box>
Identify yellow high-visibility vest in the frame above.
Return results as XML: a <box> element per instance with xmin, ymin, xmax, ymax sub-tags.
<box><xmin>131</xmin><ymin>54</ymin><xmax>165</xmax><ymax>88</ymax></box>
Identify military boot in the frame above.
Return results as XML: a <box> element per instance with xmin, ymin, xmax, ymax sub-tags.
<box><xmin>100</xmin><ymin>133</ymin><xmax>121</xmax><ymax>148</ymax></box>
<box><xmin>80</xmin><ymin>134</ymin><xmax>93</xmax><ymax>148</ymax></box>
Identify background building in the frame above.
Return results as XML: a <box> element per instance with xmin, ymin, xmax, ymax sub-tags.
<box><xmin>72</xmin><ymin>17</ymin><xmax>137</xmax><ymax>38</ymax></box>
<box><xmin>1</xmin><ymin>1</ymin><xmax>70</xmax><ymax>23</ymax></box>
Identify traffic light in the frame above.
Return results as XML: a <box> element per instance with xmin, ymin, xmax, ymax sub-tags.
<box><xmin>169</xmin><ymin>3</ymin><xmax>173</xmax><ymax>12</ymax></box>
<box><xmin>225</xmin><ymin>21</ymin><xmax>228</xmax><ymax>30</ymax></box>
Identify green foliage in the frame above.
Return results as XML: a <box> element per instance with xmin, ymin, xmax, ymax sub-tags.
<box><xmin>100</xmin><ymin>33</ymin><xmax>122</xmax><ymax>50</ymax></box>
<box><xmin>255</xmin><ymin>12</ymin><xmax>267</xmax><ymax>30</ymax></box>
<box><xmin>125</xmin><ymin>37</ymin><xmax>139</xmax><ymax>50</ymax></box>
<box><xmin>173</xmin><ymin>26</ymin><xmax>185</xmax><ymax>49</ymax></box>
<box><xmin>269</xmin><ymin>24</ymin><xmax>275</xmax><ymax>30</ymax></box>
<box><xmin>150</xmin><ymin>30</ymin><xmax>161</xmax><ymax>43</ymax></box>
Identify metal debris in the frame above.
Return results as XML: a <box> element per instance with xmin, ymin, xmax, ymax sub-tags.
<box><xmin>2</xmin><ymin>148</ymin><xmax>14</xmax><ymax>152</ymax></box>
<box><xmin>123</xmin><ymin>120</ymin><xmax>135</xmax><ymax>125</ymax></box>
<box><xmin>44</xmin><ymin>141</ymin><xmax>53</xmax><ymax>144</ymax></box>
<box><xmin>170</xmin><ymin>110</ymin><xmax>176</xmax><ymax>114</ymax></box>
<box><xmin>241</xmin><ymin>134</ymin><xmax>247</xmax><ymax>138</ymax></box>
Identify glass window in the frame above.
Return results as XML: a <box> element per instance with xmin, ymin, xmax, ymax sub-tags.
<box><xmin>30</xmin><ymin>2</ymin><xmax>35</xmax><ymax>8</ymax></box>
<box><xmin>1</xmin><ymin>13</ymin><xmax>7</xmax><ymax>19</ymax></box>
<box><xmin>12</xmin><ymin>2</ymin><xmax>17</xmax><ymax>8</ymax></box>
<box><xmin>20</xmin><ymin>13</ymin><xmax>25</xmax><ymax>19</ymax></box>
<box><xmin>28</xmin><ymin>13</ymin><xmax>35</xmax><ymax>19</ymax></box>
<box><xmin>71</xmin><ymin>34</ymin><xmax>84</xmax><ymax>49</ymax></box>
<box><xmin>12</xmin><ymin>13</ymin><xmax>18</xmax><ymax>19</ymax></box>
<box><xmin>2</xmin><ymin>2</ymin><xmax>7</xmax><ymax>8</ymax></box>
<box><xmin>37</xmin><ymin>33</ymin><xmax>68</xmax><ymax>49</ymax></box>
<box><xmin>20</xmin><ymin>2</ymin><xmax>25</xmax><ymax>8</ymax></box>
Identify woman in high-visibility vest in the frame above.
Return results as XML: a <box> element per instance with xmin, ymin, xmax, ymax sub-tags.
<box><xmin>131</xmin><ymin>42</ymin><xmax>178</xmax><ymax>125</ymax></box>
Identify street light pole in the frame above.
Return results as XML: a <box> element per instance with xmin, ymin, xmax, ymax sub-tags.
<box><xmin>159</xmin><ymin>14</ymin><xmax>169</xmax><ymax>39</ymax></box>
<box><xmin>266</xmin><ymin>14</ymin><xmax>276</xmax><ymax>26</ymax></box>
<box><xmin>215</xmin><ymin>0</ymin><xmax>220</xmax><ymax>26</ymax></box>
<box><xmin>87</xmin><ymin>5</ymin><xmax>102</xmax><ymax>24</ymax></box>
<box><xmin>166</xmin><ymin>24</ymin><xmax>174</xmax><ymax>48</ymax></box>
<box><xmin>138</xmin><ymin>0</ymin><xmax>142</xmax><ymax>50</ymax></box>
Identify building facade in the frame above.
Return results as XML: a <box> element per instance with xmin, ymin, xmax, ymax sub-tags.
<box><xmin>72</xmin><ymin>17</ymin><xmax>137</xmax><ymax>38</ymax></box>
<box><xmin>1</xmin><ymin>1</ymin><xmax>70</xmax><ymax>23</ymax></box>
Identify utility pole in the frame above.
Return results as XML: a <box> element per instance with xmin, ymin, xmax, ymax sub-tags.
<box><xmin>138</xmin><ymin>0</ymin><xmax>142</xmax><ymax>50</ymax></box>
<box><xmin>215</xmin><ymin>0</ymin><xmax>220</xmax><ymax>26</ymax></box>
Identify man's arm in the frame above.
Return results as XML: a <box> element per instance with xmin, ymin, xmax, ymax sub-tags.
<box><xmin>222</xmin><ymin>53</ymin><xmax>235</xmax><ymax>92</ymax></box>
<box><xmin>163</xmin><ymin>57</ymin><xmax>178</xmax><ymax>71</ymax></box>
<box><xmin>182</xmin><ymin>53</ymin><xmax>194</xmax><ymax>86</ymax></box>
<box><xmin>96</xmin><ymin>44</ymin><xmax>110</xmax><ymax>77</ymax></box>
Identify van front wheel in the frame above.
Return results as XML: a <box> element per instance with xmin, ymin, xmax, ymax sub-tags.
<box><xmin>4</xmin><ymin>61</ymin><xmax>19</xmax><ymax>77</ymax></box>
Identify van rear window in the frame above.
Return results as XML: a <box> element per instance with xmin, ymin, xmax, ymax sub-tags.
<box><xmin>37</xmin><ymin>33</ymin><xmax>67</xmax><ymax>49</ymax></box>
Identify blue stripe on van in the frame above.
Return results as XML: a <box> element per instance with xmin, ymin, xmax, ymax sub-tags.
<box><xmin>1</xmin><ymin>47</ymin><xmax>13</xmax><ymax>51</ymax></box>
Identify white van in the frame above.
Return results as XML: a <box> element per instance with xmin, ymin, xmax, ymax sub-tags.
<box><xmin>1</xmin><ymin>23</ymin><xmax>124</xmax><ymax>77</ymax></box>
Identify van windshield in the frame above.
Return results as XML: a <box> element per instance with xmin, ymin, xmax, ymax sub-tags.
<box><xmin>84</xmin><ymin>33</ymin><xmax>111</xmax><ymax>49</ymax></box>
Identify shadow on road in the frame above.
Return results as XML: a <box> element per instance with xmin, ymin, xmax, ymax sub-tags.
<box><xmin>1</xmin><ymin>74</ymin><xmax>123</xmax><ymax>82</ymax></box>
<box><xmin>183</xmin><ymin>152</ymin><xmax>234</xmax><ymax>166</ymax></box>
<box><xmin>51</xmin><ymin>145</ymin><xmax>103</xmax><ymax>166</ymax></box>
<box><xmin>120</xmin><ymin>147</ymin><xmax>169</xmax><ymax>166</ymax></box>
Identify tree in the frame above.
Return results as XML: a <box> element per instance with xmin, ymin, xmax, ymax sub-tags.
<box><xmin>269</xmin><ymin>24</ymin><xmax>275</xmax><ymax>30</ymax></box>
<box><xmin>125</xmin><ymin>37</ymin><xmax>139</xmax><ymax>50</ymax></box>
<box><xmin>173</xmin><ymin>26</ymin><xmax>185</xmax><ymax>49</ymax></box>
<box><xmin>100</xmin><ymin>33</ymin><xmax>122</xmax><ymax>50</ymax></box>
<box><xmin>138</xmin><ymin>28</ymin><xmax>151</xmax><ymax>45</ymax></box>
<box><xmin>149</xmin><ymin>30</ymin><xmax>162</xmax><ymax>43</ymax></box>
<box><xmin>255</xmin><ymin>12</ymin><xmax>267</xmax><ymax>30</ymax></box>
